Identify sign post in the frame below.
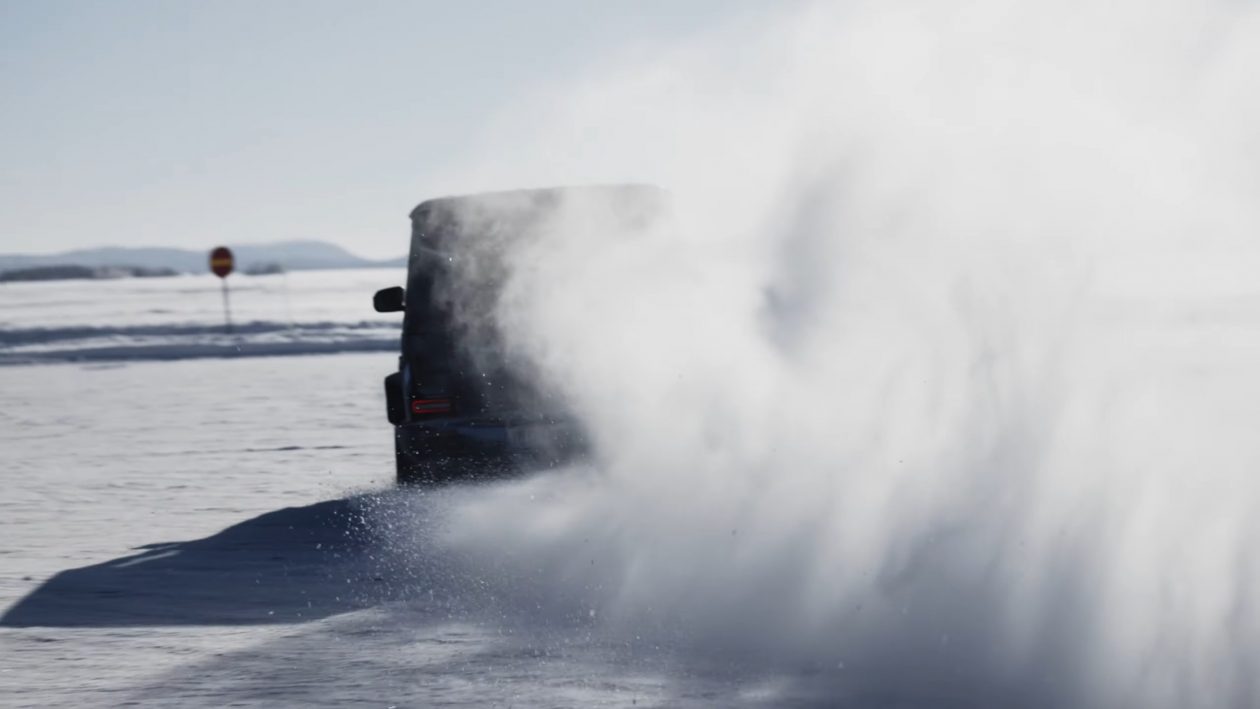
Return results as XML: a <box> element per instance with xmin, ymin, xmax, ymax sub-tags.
<box><xmin>209</xmin><ymin>246</ymin><xmax>234</xmax><ymax>333</ymax></box>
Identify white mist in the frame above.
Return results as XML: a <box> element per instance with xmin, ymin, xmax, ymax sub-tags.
<box><xmin>400</xmin><ymin>2</ymin><xmax>1260</xmax><ymax>706</ymax></box>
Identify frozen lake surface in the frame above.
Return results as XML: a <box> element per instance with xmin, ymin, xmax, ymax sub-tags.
<box><xmin>0</xmin><ymin>355</ymin><xmax>775</xmax><ymax>707</ymax></box>
<box><xmin>0</xmin><ymin>274</ymin><xmax>853</xmax><ymax>708</ymax></box>
<box><xmin>4</xmin><ymin>267</ymin><xmax>1260</xmax><ymax>708</ymax></box>
<box><xmin>0</xmin><ymin>269</ymin><xmax>407</xmax><ymax>364</ymax></box>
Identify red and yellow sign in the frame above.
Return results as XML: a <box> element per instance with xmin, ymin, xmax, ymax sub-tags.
<box><xmin>209</xmin><ymin>246</ymin><xmax>234</xmax><ymax>278</ymax></box>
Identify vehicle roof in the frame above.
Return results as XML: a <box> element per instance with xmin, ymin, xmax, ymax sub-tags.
<box><xmin>408</xmin><ymin>183</ymin><xmax>663</xmax><ymax>221</ymax></box>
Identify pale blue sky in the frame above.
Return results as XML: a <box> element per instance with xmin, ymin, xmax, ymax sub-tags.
<box><xmin>1</xmin><ymin>0</ymin><xmax>761</xmax><ymax>258</ymax></box>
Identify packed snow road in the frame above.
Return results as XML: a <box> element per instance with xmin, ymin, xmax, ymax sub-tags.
<box><xmin>0</xmin><ymin>354</ymin><xmax>842</xmax><ymax>708</ymax></box>
<box><xmin>0</xmin><ymin>270</ymin><xmax>834</xmax><ymax>707</ymax></box>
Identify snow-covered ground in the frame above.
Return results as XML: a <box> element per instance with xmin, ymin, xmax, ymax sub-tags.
<box><xmin>0</xmin><ymin>274</ymin><xmax>836</xmax><ymax>708</ymax></box>
<box><xmin>5</xmin><ymin>259</ymin><xmax>1260</xmax><ymax>708</ymax></box>
<box><xmin>0</xmin><ymin>355</ymin><xmax>702</xmax><ymax>707</ymax></box>
<box><xmin>0</xmin><ymin>269</ymin><xmax>407</xmax><ymax>364</ymax></box>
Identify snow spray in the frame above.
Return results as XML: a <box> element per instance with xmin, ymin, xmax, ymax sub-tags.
<box><xmin>386</xmin><ymin>2</ymin><xmax>1260</xmax><ymax>706</ymax></box>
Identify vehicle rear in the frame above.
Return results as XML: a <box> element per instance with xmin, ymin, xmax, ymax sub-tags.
<box><xmin>377</xmin><ymin>184</ymin><xmax>665</xmax><ymax>483</ymax></box>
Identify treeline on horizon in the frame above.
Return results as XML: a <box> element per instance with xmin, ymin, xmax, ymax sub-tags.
<box><xmin>0</xmin><ymin>262</ymin><xmax>286</xmax><ymax>283</ymax></box>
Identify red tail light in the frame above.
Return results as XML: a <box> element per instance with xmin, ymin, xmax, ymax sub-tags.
<box><xmin>410</xmin><ymin>398</ymin><xmax>453</xmax><ymax>416</ymax></box>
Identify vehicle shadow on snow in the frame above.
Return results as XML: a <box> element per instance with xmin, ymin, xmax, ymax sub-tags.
<box><xmin>0</xmin><ymin>494</ymin><xmax>415</xmax><ymax>628</ymax></box>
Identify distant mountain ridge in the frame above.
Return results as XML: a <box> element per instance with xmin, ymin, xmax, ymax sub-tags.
<box><xmin>0</xmin><ymin>241</ymin><xmax>407</xmax><ymax>275</ymax></box>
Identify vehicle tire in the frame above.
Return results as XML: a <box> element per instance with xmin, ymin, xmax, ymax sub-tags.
<box><xmin>395</xmin><ymin>450</ymin><xmax>473</xmax><ymax>485</ymax></box>
<box><xmin>394</xmin><ymin>428</ymin><xmax>507</xmax><ymax>485</ymax></box>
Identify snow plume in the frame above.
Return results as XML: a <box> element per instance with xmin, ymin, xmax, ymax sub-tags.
<box><xmin>405</xmin><ymin>2</ymin><xmax>1260</xmax><ymax>706</ymax></box>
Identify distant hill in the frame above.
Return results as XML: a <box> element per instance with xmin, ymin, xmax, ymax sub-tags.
<box><xmin>0</xmin><ymin>264</ymin><xmax>179</xmax><ymax>283</ymax></box>
<box><xmin>0</xmin><ymin>241</ymin><xmax>407</xmax><ymax>276</ymax></box>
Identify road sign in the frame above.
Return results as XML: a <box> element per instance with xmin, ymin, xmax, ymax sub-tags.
<box><xmin>209</xmin><ymin>246</ymin><xmax>234</xmax><ymax>332</ymax></box>
<box><xmin>210</xmin><ymin>246</ymin><xmax>234</xmax><ymax>278</ymax></box>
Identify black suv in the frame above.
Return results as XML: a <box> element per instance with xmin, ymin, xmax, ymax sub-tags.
<box><xmin>374</xmin><ymin>185</ymin><xmax>664</xmax><ymax>483</ymax></box>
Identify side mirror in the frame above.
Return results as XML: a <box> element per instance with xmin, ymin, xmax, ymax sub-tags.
<box><xmin>373</xmin><ymin>286</ymin><xmax>405</xmax><ymax>313</ymax></box>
